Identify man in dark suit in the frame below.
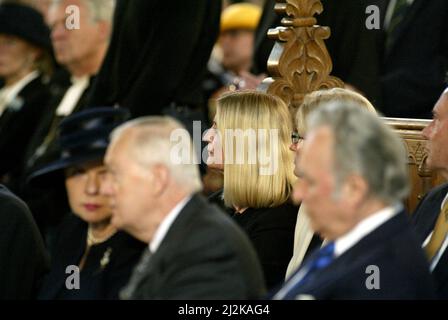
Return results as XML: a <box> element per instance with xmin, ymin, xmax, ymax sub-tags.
<box><xmin>100</xmin><ymin>116</ymin><xmax>266</xmax><ymax>299</ymax></box>
<box><xmin>380</xmin><ymin>0</ymin><xmax>448</xmax><ymax>118</ymax></box>
<box><xmin>0</xmin><ymin>185</ymin><xmax>49</xmax><ymax>299</ymax></box>
<box><xmin>412</xmin><ymin>89</ymin><xmax>448</xmax><ymax>299</ymax></box>
<box><xmin>272</xmin><ymin>102</ymin><xmax>435</xmax><ymax>299</ymax></box>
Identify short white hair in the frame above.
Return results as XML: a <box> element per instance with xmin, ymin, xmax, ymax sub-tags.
<box><xmin>307</xmin><ymin>101</ymin><xmax>410</xmax><ymax>204</ymax></box>
<box><xmin>111</xmin><ymin>116</ymin><xmax>203</xmax><ymax>194</ymax></box>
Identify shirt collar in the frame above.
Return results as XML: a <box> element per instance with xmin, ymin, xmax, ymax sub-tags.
<box><xmin>0</xmin><ymin>71</ymin><xmax>39</xmax><ymax>110</ymax></box>
<box><xmin>149</xmin><ymin>195</ymin><xmax>192</xmax><ymax>254</ymax></box>
<box><xmin>334</xmin><ymin>204</ymin><xmax>402</xmax><ymax>257</ymax></box>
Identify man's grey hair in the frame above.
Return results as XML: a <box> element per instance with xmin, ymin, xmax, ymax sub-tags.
<box><xmin>110</xmin><ymin>116</ymin><xmax>203</xmax><ymax>194</ymax></box>
<box><xmin>51</xmin><ymin>0</ymin><xmax>115</xmax><ymax>22</ymax></box>
<box><xmin>307</xmin><ymin>102</ymin><xmax>410</xmax><ymax>204</ymax></box>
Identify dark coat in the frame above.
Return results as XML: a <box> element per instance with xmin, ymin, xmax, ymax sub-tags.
<box><xmin>209</xmin><ymin>190</ymin><xmax>298</xmax><ymax>290</ymax></box>
<box><xmin>126</xmin><ymin>194</ymin><xmax>266</xmax><ymax>299</ymax></box>
<box><xmin>0</xmin><ymin>185</ymin><xmax>49</xmax><ymax>299</ymax></box>
<box><xmin>87</xmin><ymin>0</ymin><xmax>222</xmax><ymax>117</ymax></box>
<box><xmin>38</xmin><ymin>213</ymin><xmax>146</xmax><ymax>300</ymax></box>
<box><xmin>380</xmin><ymin>0</ymin><xmax>448</xmax><ymax>118</ymax></box>
<box><xmin>412</xmin><ymin>183</ymin><xmax>448</xmax><ymax>299</ymax></box>
<box><xmin>277</xmin><ymin>210</ymin><xmax>436</xmax><ymax>299</ymax></box>
<box><xmin>19</xmin><ymin>71</ymin><xmax>95</xmax><ymax>241</ymax></box>
<box><xmin>0</xmin><ymin>75</ymin><xmax>51</xmax><ymax>192</ymax></box>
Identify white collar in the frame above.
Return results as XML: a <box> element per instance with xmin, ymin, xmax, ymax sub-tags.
<box><xmin>441</xmin><ymin>192</ymin><xmax>448</xmax><ymax>210</ymax></box>
<box><xmin>0</xmin><ymin>71</ymin><xmax>39</xmax><ymax>114</ymax></box>
<box><xmin>334</xmin><ymin>204</ymin><xmax>401</xmax><ymax>257</ymax></box>
<box><xmin>149</xmin><ymin>195</ymin><xmax>192</xmax><ymax>254</ymax></box>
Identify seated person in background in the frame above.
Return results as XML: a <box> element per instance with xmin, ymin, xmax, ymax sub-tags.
<box><xmin>286</xmin><ymin>88</ymin><xmax>377</xmax><ymax>278</ymax></box>
<box><xmin>21</xmin><ymin>0</ymin><xmax>115</xmax><ymax>245</ymax></box>
<box><xmin>0</xmin><ymin>3</ymin><xmax>53</xmax><ymax>192</ymax></box>
<box><xmin>100</xmin><ymin>116</ymin><xmax>265</xmax><ymax>300</ymax></box>
<box><xmin>272</xmin><ymin>102</ymin><xmax>435</xmax><ymax>299</ymax></box>
<box><xmin>412</xmin><ymin>88</ymin><xmax>448</xmax><ymax>299</ymax></box>
<box><xmin>28</xmin><ymin>108</ymin><xmax>146</xmax><ymax>300</ymax></box>
<box><xmin>0</xmin><ymin>184</ymin><xmax>48</xmax><ymax>299</ymax></box>
<box><xmin>204</xmin><ymin>91</ymin><xmax>298</xmax><ymax>290</ymax></box>
<box><xmin>204</xmin><ymin>2</ymin><xmax>264</xmax><ymax>102</ymax></box>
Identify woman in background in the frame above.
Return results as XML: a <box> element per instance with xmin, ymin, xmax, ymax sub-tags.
<box><xmin>285</xmin><ymin>88</ymin><xmax>377</xmax><ymax>278</ymax></box>
<box><xmin>29</xmin><ymin>107</ymin><xmax>146</xmax><ymax>299</ymax></box>
<box><xmin>204</xmin><ymin>90</ymin><xmax>298</xmax><ymax>290</ymax></box>
<box><xmin>0</xmin><ymin>3</ymin><xmax>53</xmax><ymax>192</ymax></box>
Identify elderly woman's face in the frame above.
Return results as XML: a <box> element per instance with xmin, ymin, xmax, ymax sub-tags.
<box><xmin>0</xmin><ymin>34</ymin><xmax>39</xmax><ymax>82</ymax></box>
<box><xmin>65</xmin><ymin>160</ymin><xmax>111</xmax><ymax>224</ymax></box>
<box><xmin>203</xmin><ymin>118</ymin><xmax>224</xmax><ymax>171</ymax></box>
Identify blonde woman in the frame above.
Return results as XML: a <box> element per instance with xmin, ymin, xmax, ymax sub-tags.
<box><xmin>204</xmin><ymin>90</ymin><xmax>298</xmax><ymax>289</ymax></box>
<box><xmin>286</xmin><ymin>88</ymin><xmax>377</xmax><ymax>278</ymax></box>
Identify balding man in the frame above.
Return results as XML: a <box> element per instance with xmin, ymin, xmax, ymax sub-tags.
<box><xmin>101</xmin><ymin>116</ymin><xmax>265</xmax><ymax>299</ymax></box>
<box><xmin>413</xmin><ymin>88</ymin><xmax>448</xmax><ymax>299</ymax></box>
<box><xmin>272</xmin><ymin>102</ymin><xmax>435</xmax><ymax>299</ymax></box>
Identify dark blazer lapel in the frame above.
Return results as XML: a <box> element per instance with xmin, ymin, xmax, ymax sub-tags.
<box><xmin>413</xmin><ymin>183</ymin><xmax>448</xmax><ymax>242</ymax></box>
<box><xmin>387</xmin><ymin>0</ymin><xmax>424</xmax><ymax>55</ymax></box>
<box><xmin>298</xmin><ymin>211</ymin><xmax>409</xmax><ymax>294</ymax></box>
<box><xmin>0</xmin><ymin>77</ymin><xmax>41</xmax><ymax>131</ymax></box>
<box><xmin>132</xmin><ymin>194</ymin><xmax>204</xmax><ymax>292</ymax></box>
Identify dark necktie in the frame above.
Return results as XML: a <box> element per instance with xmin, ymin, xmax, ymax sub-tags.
<box><xmin>275</xmin><ymin>242</ymin><xmax>335</xmax><ymax>300</ymax></box>
<box><xmin>120</xmin><ymin>248</ymin><xmax>153</xmax><ymax>300</ymax></box>
<box><xmin>386</xmin><ymin>0</ymin><xmax>411</xmax><ymax>51</ymax></box>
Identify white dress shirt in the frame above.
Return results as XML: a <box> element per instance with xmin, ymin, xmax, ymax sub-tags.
<box><xmin>0</xmin><ymin>71</ymin><xmax>39</xmax><ymax>116</ymax></box>
<box><xmin>334</xmin><ymin>205</ymin><xmax>401</xmax><ymax>258</ymax></box>
<box><xmin>149</xmin><ymin>195</ymin><xmax>192</xmax><ymax>254</ymax></box>
<box><xmin>55</xmin><ymin>76</ymin><xmax>90</xmax><ymax>116</ymax></box>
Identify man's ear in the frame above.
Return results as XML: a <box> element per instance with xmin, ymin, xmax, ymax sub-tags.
<box><xmin>97</xmin><ymin>20</ymin><xmax>111</xmax><ymax>42</ymax></box>
<box><xmin>150</xmin><ymin>164</ymin><xmax>170</xmax><ymax>196</ymax></box>
<box><xmin>342</xmin><ymin>174</ymin><xmax>369</xmax><ymax>208</ymax></box>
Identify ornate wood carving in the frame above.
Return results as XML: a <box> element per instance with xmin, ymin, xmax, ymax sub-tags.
<box><xmin>260</xmin><ymin>0</ymin><xmax>344</xmax><ymax>117</ymax></box>
<box><xmin>385</xmin><ymin>118</ymin><xmax>446</xmax><ymax>212</ymax></box>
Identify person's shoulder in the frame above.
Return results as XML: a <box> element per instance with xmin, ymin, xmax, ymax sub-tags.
<box><xmin>250</xmin><ymin>200</ymin><xmax>299</xmax><ymax>225</ymax></box>
<box><xmin>0</xmin><ymin>185</ymin><xmax>32</xmax><ymax>222</ymax></box>
<box><xmin>424</xmin><ymin>182</ymin><xmax>448</xmax><ymax>201</ymax></box>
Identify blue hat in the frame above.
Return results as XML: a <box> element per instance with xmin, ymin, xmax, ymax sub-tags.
<box><xmin>28</xmin><ymin>107</ymin><xmax>130</xmax><ymax>186</ymax></box>
<box><xmin>0</xmin><ymin>3</ymin><xmax>51</xmax><ymax>51</ymax></box>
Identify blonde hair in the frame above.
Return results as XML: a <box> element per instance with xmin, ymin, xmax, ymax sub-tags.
<box><xmin>216</xmin><ymin>90</ymin><xmax>295</xmax><ymax>208</ymax></box>
<box><xmin>296</xmin><ymin>88</ymin><xmax>376</xmax><ymax>136</ymax></box>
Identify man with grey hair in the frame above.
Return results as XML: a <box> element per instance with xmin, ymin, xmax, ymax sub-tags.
<box><xmin>413</xmin><ymin>88</ymin><xmax>448</xmax><ymax>299</ymax></box>
<box><xmin>21</xmin><ymin>0</ymin><xmax>115</xmax><ymax>243</ymax></box>
<box><xmin>100</xmin><ymin>116</ymin><xmax>265</xmax><ymax>299</ymax></box>
<box><xmin>272</xmin><ymin>102</ymin><xmax>435</xmax><ymax>299</ymax></box>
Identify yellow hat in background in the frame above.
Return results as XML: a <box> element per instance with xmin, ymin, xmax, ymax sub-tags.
<box><xmin>221</xmin><ymin>3</ymin><xmax>262</xmax><ymax>32</ymax></box>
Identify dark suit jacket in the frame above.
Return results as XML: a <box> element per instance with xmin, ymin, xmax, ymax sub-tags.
<box><xmin>38</xmin><ymin>213</ymin><xmax>146</xmax><ymax>300</ymax></box>
<box><xmin>0</xmin><ymin>185</ymin><xmax>49</xmax><ymax>299</ymax></box>
<box><xmin>279</xmin><ymin>210</ymin><xmax>435</xmax><ymax>299</ymax></box>
<box><xmin>87</xmin><ymin>0</ymin><xmax>222</xmax><ymax>117</ymax></box>
<box><xmin>381</xmin><ymin>0</ymin><xmax>448</xmax><ymax>118</ymax></box>
<box><xmin>209</xmin><ymin>190</ymin><xmax>298</xmax><ymax>290</ymax></box>
<box><xmin>412</xmin><ymin>183</ymin><xmax>448</xmax><ymax>299</ymax></box>
<box><xmin>0</xmin><ymin>76</ymin><xmax>51</xmax><ymax>192</ymax></box>
<box><xmin>127</xmin><ymin>194</ymin><xmax>266</xmax><ymax>299</ymax></box>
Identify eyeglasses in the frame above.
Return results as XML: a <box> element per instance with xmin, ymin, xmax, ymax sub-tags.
<box><xmin>291</xmin><ymin>131</ymin><xmax>305</xmax><ymax>145</ymax></box>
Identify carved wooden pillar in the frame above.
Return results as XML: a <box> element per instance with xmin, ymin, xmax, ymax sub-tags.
<box><xmin>260</xmin><ymin>0</ymin><xmax>344</xmax><ymax>117</ymax></box>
